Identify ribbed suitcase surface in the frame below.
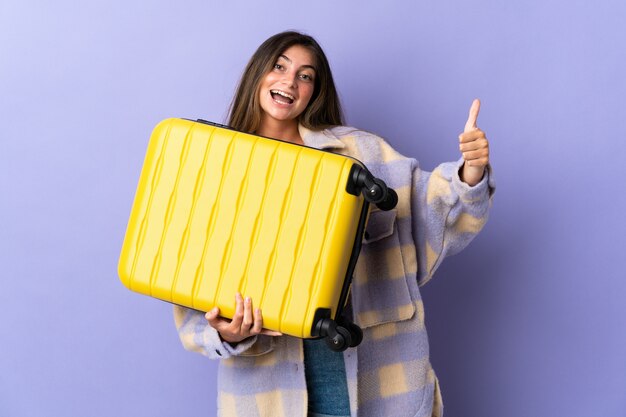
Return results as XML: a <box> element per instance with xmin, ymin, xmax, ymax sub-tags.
<box><xmin>119</xmin><ymin>118</ymin><xmax>365</xmax><ymax>338</ymax></box>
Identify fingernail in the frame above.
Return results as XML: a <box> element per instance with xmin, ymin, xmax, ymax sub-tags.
<box><xmin>245</xmin><ymin>296</ymin><xmax>251</xmax><ymax>304</ymax></box>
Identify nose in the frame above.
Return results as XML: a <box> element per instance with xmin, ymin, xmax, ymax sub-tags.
<box><xmin>281</xmin><ymin>71</ymin><xmax>297</xmax><ymax>89</ymax></box>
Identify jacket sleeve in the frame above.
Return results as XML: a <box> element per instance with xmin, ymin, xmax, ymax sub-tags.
<box><xmin>411</xmin><ymin>158</ymin><xmax>495</xmax><ymax>286</ymax></box>
<box><xmin>173</xmin><ymin>305</ymin><xmax>274</xmax><ymax>359</ymax></box>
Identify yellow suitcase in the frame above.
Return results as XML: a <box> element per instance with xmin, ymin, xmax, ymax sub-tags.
<box><xmin>118</xmin><ymin>118</ymin><xmax>397</xmax><ymax>350</ymax></box>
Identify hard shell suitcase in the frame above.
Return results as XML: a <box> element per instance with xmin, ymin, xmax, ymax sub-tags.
<box><xmin>118</xmin><ymin>118</ymin><xmax>397</xmax><ymax>350</ymax></box>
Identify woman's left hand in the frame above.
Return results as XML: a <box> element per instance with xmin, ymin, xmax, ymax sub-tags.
<box><xmin>459</xmin><ymin>99</ymin><xmax>490</xmax><ymax>186</ymax></box>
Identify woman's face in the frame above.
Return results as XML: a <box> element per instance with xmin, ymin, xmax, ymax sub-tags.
<box><xmin>258</xmin><ymin>45</ymin><xmax>316</xmax><ymax>127</ymax></box>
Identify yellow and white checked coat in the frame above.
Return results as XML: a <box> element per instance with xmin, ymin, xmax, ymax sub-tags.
<box><xmin>174</xmin><ymin>125</ymin><xmax>495</xmax><ymax>417</ymax></box>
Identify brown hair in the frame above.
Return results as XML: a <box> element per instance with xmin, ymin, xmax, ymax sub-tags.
<box><xmin>228</xmin><ymin>31</ymin><xmax>344</xmax><ymax>133</ymax></box>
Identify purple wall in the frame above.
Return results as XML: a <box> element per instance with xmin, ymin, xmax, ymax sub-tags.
<box><xmin>1</xmin><ymin>1</ymin><xmax>625</xmax><ymax>416</ymax></box>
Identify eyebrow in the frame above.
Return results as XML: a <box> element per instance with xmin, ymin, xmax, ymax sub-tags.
<box><xmin>278</xmin><ymin>54</ymin><xmax>316</xmax><ymax>72</ymax></box>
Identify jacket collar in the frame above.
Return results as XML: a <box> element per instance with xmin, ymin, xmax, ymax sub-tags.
<box><xmin>299</xmin><ymin>124</ymin><xmax>346</xmax><ymax>150</ymax></box>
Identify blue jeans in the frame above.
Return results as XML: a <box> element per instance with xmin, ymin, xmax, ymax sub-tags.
<box><xmin>303</xmin><ymin>338</ymin><xmax>351</xmax><ymax>416</ymax></box>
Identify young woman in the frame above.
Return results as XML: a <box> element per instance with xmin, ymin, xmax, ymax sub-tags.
<box><xmin>174</xmin><ymin>31</ymin><xmax>494</xmax><ymax>417</ymax></box>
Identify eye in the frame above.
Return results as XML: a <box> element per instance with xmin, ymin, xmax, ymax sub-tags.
<box><xmin>299</xmin><ymin>73</ymin><xmax>314</xmax><ymax>82</ymax></box>
<box><xmin>273</xmin><ymin>63</ymin><xmax>284</xmax><ymax>71</ymax></box>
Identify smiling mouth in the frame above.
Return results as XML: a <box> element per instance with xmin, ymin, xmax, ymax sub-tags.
<box><xmin>270</xmin><ymin>89</ymin><xmax>295</xmax><ymax>104</ymax></box>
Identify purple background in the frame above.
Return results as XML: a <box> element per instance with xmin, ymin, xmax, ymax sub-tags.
<box><xmin>1</xmin><ymin>1</ymin><xmax>625</xmax><ymax>416</ymax></box>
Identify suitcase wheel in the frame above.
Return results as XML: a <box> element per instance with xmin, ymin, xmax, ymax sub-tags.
<box><xmin>335</xmin><ymin>317</ymin><xmax>363</xmax><ymax>348</ymax></box>
<box><xmin>325</xmin><ymin>325</ymin><xmax>352</xmax><ymax>352</ymax></box>
<box><xmin>345</xmin><ymin>322</ymin><xmax>363</xmax><ymax>347</ymax></box>
<box><xmin>348</xmin><ymin>165</ymin><xmax>398</xmax><ymax>211</ymax></box>
<box><xmin>314</xmin><ymin>316</ymin><xmax>364</xmax><ymax>351</ymax></box>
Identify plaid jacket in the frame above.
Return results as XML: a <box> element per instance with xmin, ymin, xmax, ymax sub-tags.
<box><xmin>174</xmin><ymin>125</ymin><xmax>495</xmax><ymax>417</ymax></box>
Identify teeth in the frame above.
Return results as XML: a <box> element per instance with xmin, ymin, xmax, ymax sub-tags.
<box><xmin>271</xmin><ymin>90</ymin><xmax>295</xmax><ymax>100</ymax></box>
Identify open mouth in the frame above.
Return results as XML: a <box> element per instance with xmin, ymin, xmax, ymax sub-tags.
<box><xmin>270</xmin><ymin>89</ymin><xmax>295</xmax><ymax>105</ymax></box>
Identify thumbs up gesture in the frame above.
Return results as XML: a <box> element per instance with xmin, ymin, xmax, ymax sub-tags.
<box><xmin>459</xmin><ymin>99</ymin><xmax>490</xmax><ymax>186</ymax></box>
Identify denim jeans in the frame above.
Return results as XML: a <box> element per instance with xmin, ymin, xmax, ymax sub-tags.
<box><xmin>303</xmin><ymin>338</ymin><xmax>351</xmax><ymax>416</ymax></box>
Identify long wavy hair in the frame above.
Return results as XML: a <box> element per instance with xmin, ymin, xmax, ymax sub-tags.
<box><xmin>228</xmin><ymin>31</ymin><xmax>344</xmax><ymax>133</ymax></box>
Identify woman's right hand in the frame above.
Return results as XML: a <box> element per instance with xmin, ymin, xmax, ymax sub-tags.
<box><xmin>205</xmin><ymin>292</ymin><xmax>282</xmax><ymax>344</ymax></box>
